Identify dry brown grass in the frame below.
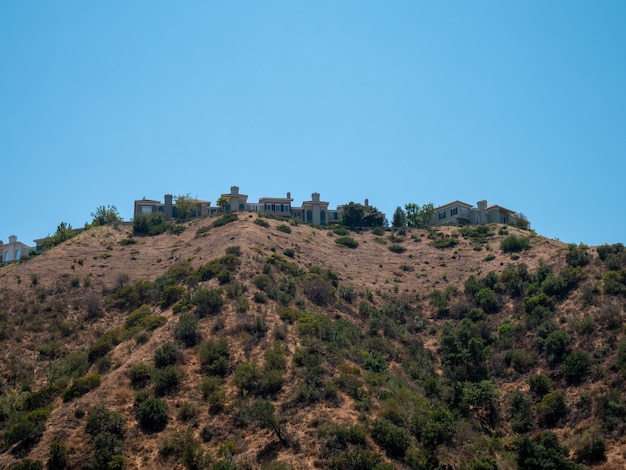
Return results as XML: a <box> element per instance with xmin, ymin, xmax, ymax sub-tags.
<box><xmin>1</xmin><ymin>215</ymin><xmax>623</xmax><ymax>469</ymax></box>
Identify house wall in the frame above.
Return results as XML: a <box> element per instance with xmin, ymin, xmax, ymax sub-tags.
<box><xmin>1</xmin><ymin>236</ymin><xmax>32</xmax><ymax>262</ymax></box>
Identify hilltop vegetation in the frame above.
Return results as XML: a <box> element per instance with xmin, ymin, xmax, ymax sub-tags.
<box><xmin>0</xmin><ymin>214</ymin><xmax>625</xmax><ymax>469</ymax></box>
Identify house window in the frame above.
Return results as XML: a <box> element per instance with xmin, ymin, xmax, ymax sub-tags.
<box><xmin>438</xmin><ymin>211</ymin><xmax>447</xmax><ymax>220</ymax></box>
<box><xmin>333</xmin><ymin>212</ymin><xmax>339</xmax><ymax>220</ymax></box>
<box><xmin>320</xmin><ymin>211</ymin><xmax>326</xmax><ymax>224</ymax></box>
<box><xmin>450</xmin><ymin>208</ymin><xmax>458</xmax><ymax>216</ymax></box>
<box><xmin>306</xmin><ymin>210</ymin><xmax>312</xmax><ymax>222</ymax></box>
<box><xmin>141</xmin><ymin>206</ymin><xmax>153</xmax><ymax>214</ymax></box>
<box><xmin>3</xmin><ymin>252</ymin><xmax>8</xmax><ymax>262</ymax></box>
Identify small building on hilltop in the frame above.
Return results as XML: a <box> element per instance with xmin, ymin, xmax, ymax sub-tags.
<box><xmin>431</xmin><ymin>200</ymin><xmax>530</xmax><ymax>229</ymax></box>
<box><xmin>1</xmin><ymin>235</ymin><xmax>33</xmax><ymax>262</ymax></box>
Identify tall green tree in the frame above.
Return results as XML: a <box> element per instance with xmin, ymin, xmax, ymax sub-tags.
<box><xmin>216</xmin><ymin>195</ymin><xmax>229</xmax><ymax>212</ymax></box>
<box><xmin>91</xmin><ymin>205</ymin><xmax>121</xmax><ymax>226</ymax></box>
<box><xmin>340</xmin><ymin>202</ymin><xmax>385</xmax><ymax>228</ymax></box>
<box><xmin>405</xmin><ymin>203</ymin><xmax>435</xmax><ymax>228</ymax></box>
<box><xmin>392</xmin><ymin>206</ymin><xmax>406</xmax><ymax>228</ymax></box>
<box><xmin>175</xmin><ymin>194</ymin><xmax>196</xmax><ymax>221</ymax></box>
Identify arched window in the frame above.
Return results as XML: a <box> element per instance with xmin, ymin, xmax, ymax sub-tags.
<box><xmin>15</xmin><ymin>249</ymin><xmax>20</xmax><ymax>260</ymax></box>
<box><xmin>3</xmin><ymin>252</ymin><xmax>8</xmax><ymax>262</ymax></box>
<box><xmin>320</xmin><ymin>211</ymin><xmax>326</xmax><ymax>224</ymax></box>
<box><xmin>306</xmin><ymin>210</ymin><xmax>312</xmax><ymax>222</ymax></box>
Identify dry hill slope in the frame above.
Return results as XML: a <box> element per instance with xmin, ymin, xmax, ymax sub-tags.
<box><xmin>0</xmin><ymin>214</ymin><xmax>625</xmax><ymax>469</ymax></box>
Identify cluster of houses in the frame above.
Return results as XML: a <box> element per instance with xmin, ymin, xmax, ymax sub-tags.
<box><xmin>2</xmin><ymin>185</ymin><xmax>530</xmax><ymax>263</ymax></box>
<box><xmin>134</xmin><ymin>185</ymin><xmax>530</xmax><ymax>229</ymax></box>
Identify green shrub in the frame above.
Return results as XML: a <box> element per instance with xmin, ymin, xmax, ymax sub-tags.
<box><xmin>430</xmin><ymin>237</ymin><xmax>459</xmax><ymax>249</ymax></box>
<box><xmin>475</xmin><ymin>287</ymin><xmax>498</xmax><ymax>313</ymax></box>
<box><xmin>563</xmin><ymin>352</ymin><xmax>591</xmax><ymax>385</ymax></box>
<box><xmin>332</xmin><ymin>226</ymin><xmax>349</xmax><ymax>236</ymax></box>
<box><xmin>500</xmin><ymin>235</ymin><xmax>530</xmax><ymax>253</ymax></box>
<box><xmin>303</xmin><ymin>277</ymin><xmax>336</xmax><ymax>306</ymax></box>
<box><xmin>174</xmin><ymin>313</ymin><xmax>201</xmax><ymax>347</ymax></box>
<box><xmin>371</xmin><ymin>418</ymin><xmax>411</xmax><ymax>457</ymax></box>
<box><xmin>276</xmin><ymin>224</ymin><xmax>292</xmax><ymax>234</ymax></box>
<box><xmin>62</xmin><ymin>374</ymin><xmax>101</xmax><ymax>402</ymax></box>
<box><xmin>528</xmin><ymin>374</ymin><xmax>552</xmax><ymax>399</ymax></box>
<box><xmin>9</xmin><ymin>460</ymin><xmax>43</xmax><ymax>470</ymax></box>
<box><xmin>509</xmin><ymin>349</ymin><xmax>537</xmax><ymax>373</ymax></box>
<box><xmin>136</xmin><ymin>398</ymin><xmax>169</xmax><ymax>432</ymax></box>
<box><xmin>161</xmin><ymin>285</ymin><xmax>186</xmax><ymax>308</ymax></box>
<box><xmin>124</xmin><ymin>304</ymin><xmax>153</xmax><ymax>330</ymax></box>
<box><xmin>575</xmin><ymin>434</ymin><xmax>606</xmax><ymax>464</ymax></box>
<box><xmin>199</xmin><ymin>338</ymin><xmax>230</xmax><ymax>377</ymax></box>
<box><xmin>193</xmin><ymin>288</ymin><xmax>224</xmax><ymax>317</ymax></box>
<box><xmin>566</xmin><ymin>243</ymin><xmax>590</xmax><ymax>267</ymax></box>
<box><xmin>153</xmin><ymin>365</ymin><xmax>185</xmax><ymax>396</ymax></box>
<box><xmin>212</xmin><ymin>213</ymin><xmax>238</xmax><ymax>227</ymax></box>
<box><xmin>86</xmin><ymin>405</ymin><xmax>126</xmax><ymax>438</ymax></box>
<box><xmin>48</xmin><ymin>439</ymin><xmax>69</xmax><ymax>469</ymax></box>
<box><xmin>335</xmin><ymin>237</ymin><xmax>359</xmax><ymax>249</ymax></box>
<box><xmin>127</xmin><ymin>363</ymin><xmax>152</xmax><ymax>389</ymax></box>
<box><xmin>254</xmin><ymin>218</ymin><xmax>270</xmax><ymax>228</ymax></box>
<box><xmin>388</xmin><ymin>244</ymin><xmax>406</xmax><ymax>253</ymax></box>
<box><xmin>4</xmin><ymin>409</ymin><xmax>50</xmax><ymax>449</ymax></box>
<box><xmin>154</xmin><ymin>341</ymin><xmax>181</xmax><ymax>368</ymax></box>
<box><xmin>536</xmin><ymin>391</ymin><xmax>567</xmax><ymax>426</ymax></box>
<box><xmin>93</xmin><ymin>432</ymin><xmax>125</xmax><ymax>470</ymax></box>
<box><xmin>544</xmin><ymin>330</ymin><xmax>571</xmax><ymax>364</ymax></box>
<box><xmin>517</xmin><ymin>433</ymin><xmax>579</xmax><ymax>470</ymax></box>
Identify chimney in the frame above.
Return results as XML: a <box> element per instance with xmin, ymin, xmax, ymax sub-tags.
<box><xmin>477</xmin><ymin>200</ymin><xmax>487</xmax><ymax>224</ymax></box>
<box><xmin>9</xmin><ymin>235</ymin><xmax>17</xmax><ymax>244</ymax></box>
<box><xmin>164</xmin><ymin>194</ymin><xmax>173</xmax><ymax>221</ymax></box>
<box><xmin>231</xmin><ymin>185</ymin><xmax>239</xmax><ymax>195</ymax></box>
<box><xmin>287</xmin><ymin>191</ymin><xmax>291</xmax><ymax>199</ymax></box>
<box><xmin>312</xmin><ymin>192</ymin><xmax>320</xmax><ymax>202</ymax></box>
<box><xmin>364</xmin><ymin>198</ymin><xmax>369</xmax><ymax>207</ymax></box>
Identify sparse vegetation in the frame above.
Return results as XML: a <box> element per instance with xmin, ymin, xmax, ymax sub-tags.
<box><xmin>0</xmin><ymin>217</ymin><xmax>625</xmax><ymax>469</ymax></box>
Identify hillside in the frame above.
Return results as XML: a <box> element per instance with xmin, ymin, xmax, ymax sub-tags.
<box><xmin>1</xmin><ymin>213</ymin><xmax>625</xmax><ymax>469</ymax></box>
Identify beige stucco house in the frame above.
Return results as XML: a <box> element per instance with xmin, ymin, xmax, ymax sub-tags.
<box><xmin>431</xmin><ymin>199</ymin><xmax>530</xmax><ymax>229</ymax></box>
<box><xmin>1</xmin><ymin>235</ymin><xmax>32</xmax><ymax>262</ymax></box>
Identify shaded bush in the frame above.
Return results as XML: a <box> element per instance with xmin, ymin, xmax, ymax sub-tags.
<box><xmin>335</xmin><ymin>237</ymin><xmax>359</xmax><ymax>249</ymax></box>
<box><xmin>193</xmin><ymin>288</ymin><xmax>224</xmax><ymax>317</ymax></box>
<box><xmin>174</xmin><ymin>313</ymin><xmax>201</xmax><ymax>348</ymax></box>
<box><xmin>199</xmin><ymin>338</ymin><xmax>230</xmax><ymax>377</ymax></box>
<box><xmin>276</xmin><ymin>224</ymin><xmax>292</xmax><ymax>234</ymax></box>
<box><xmin>371</xmin><ymin>418</ymin><xmax>411</xmax><ymax>458</ymax></box>
<box><xmin>153</xmin><ymin>365</ymin><xmax>185</xmax><ymax>396</ymax></box>
<box><xmin>500</xmin><ymin>235</ymin><xmax>530</xmax><ymax>253</ymax></box>
<box><xmin>303</xmin><ymin>277</ymin><xmax>336</xmax><ymax>306</ymax></box>
<box><xmin>4</xmin><ymin>409</ymin><xmax>50</xmax><ymax>450</ymax></box>
<box><xmin>136</xmin><ymin>398</ymin><xmax>169</xmax><ymax>433</ymax></box>
<box><xmin>575</xmin><ymin>434</ymin><xmax>606</xmax><ymax>465</ymax></box>
<box><xmin>86</xmin><ymin>405</ymin><xmax>125</xmax><ymax>438</ymax></box>
<box><xmin>212</xmin><ymin>213</ymin><xmax>238</xmax><ymax>227</ymax></box>
<box><xmin>563</xmin><ymin>352</ymin><xmax>591</xmax><ymax>385</ymax></box>
<box><xmin>536</xmin><ymin>390</ymin><xmax>567</xmax><ymax>426</ymax></box>
<box><xmin>62</xmin><ymin>374</ymin><xmax>101</xmax><ymax>402</ymax></box>
<box><xmin>127</xmin><ymin>363</ymin><xmax>152</xmax><ymax>389</ymax></box>
<box><xmin>154</xmin><ymin>341</ymin><xmax>182</xmax><ymax>368</ymax></box>
<box><xmin>517</xmin><ymin>432</ymin><xmax>580</xmax><ymax>470</ymax></box>
<box><xmin>48</xmin><ymin>439</ymin><xmax>69</xmax><ymax>470</ymax></box>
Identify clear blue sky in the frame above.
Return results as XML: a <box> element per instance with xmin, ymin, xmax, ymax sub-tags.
<box><xmin>2</xmin><ymin>2</ymin><xmax>625</xmax><ymax>247</ymax></box>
